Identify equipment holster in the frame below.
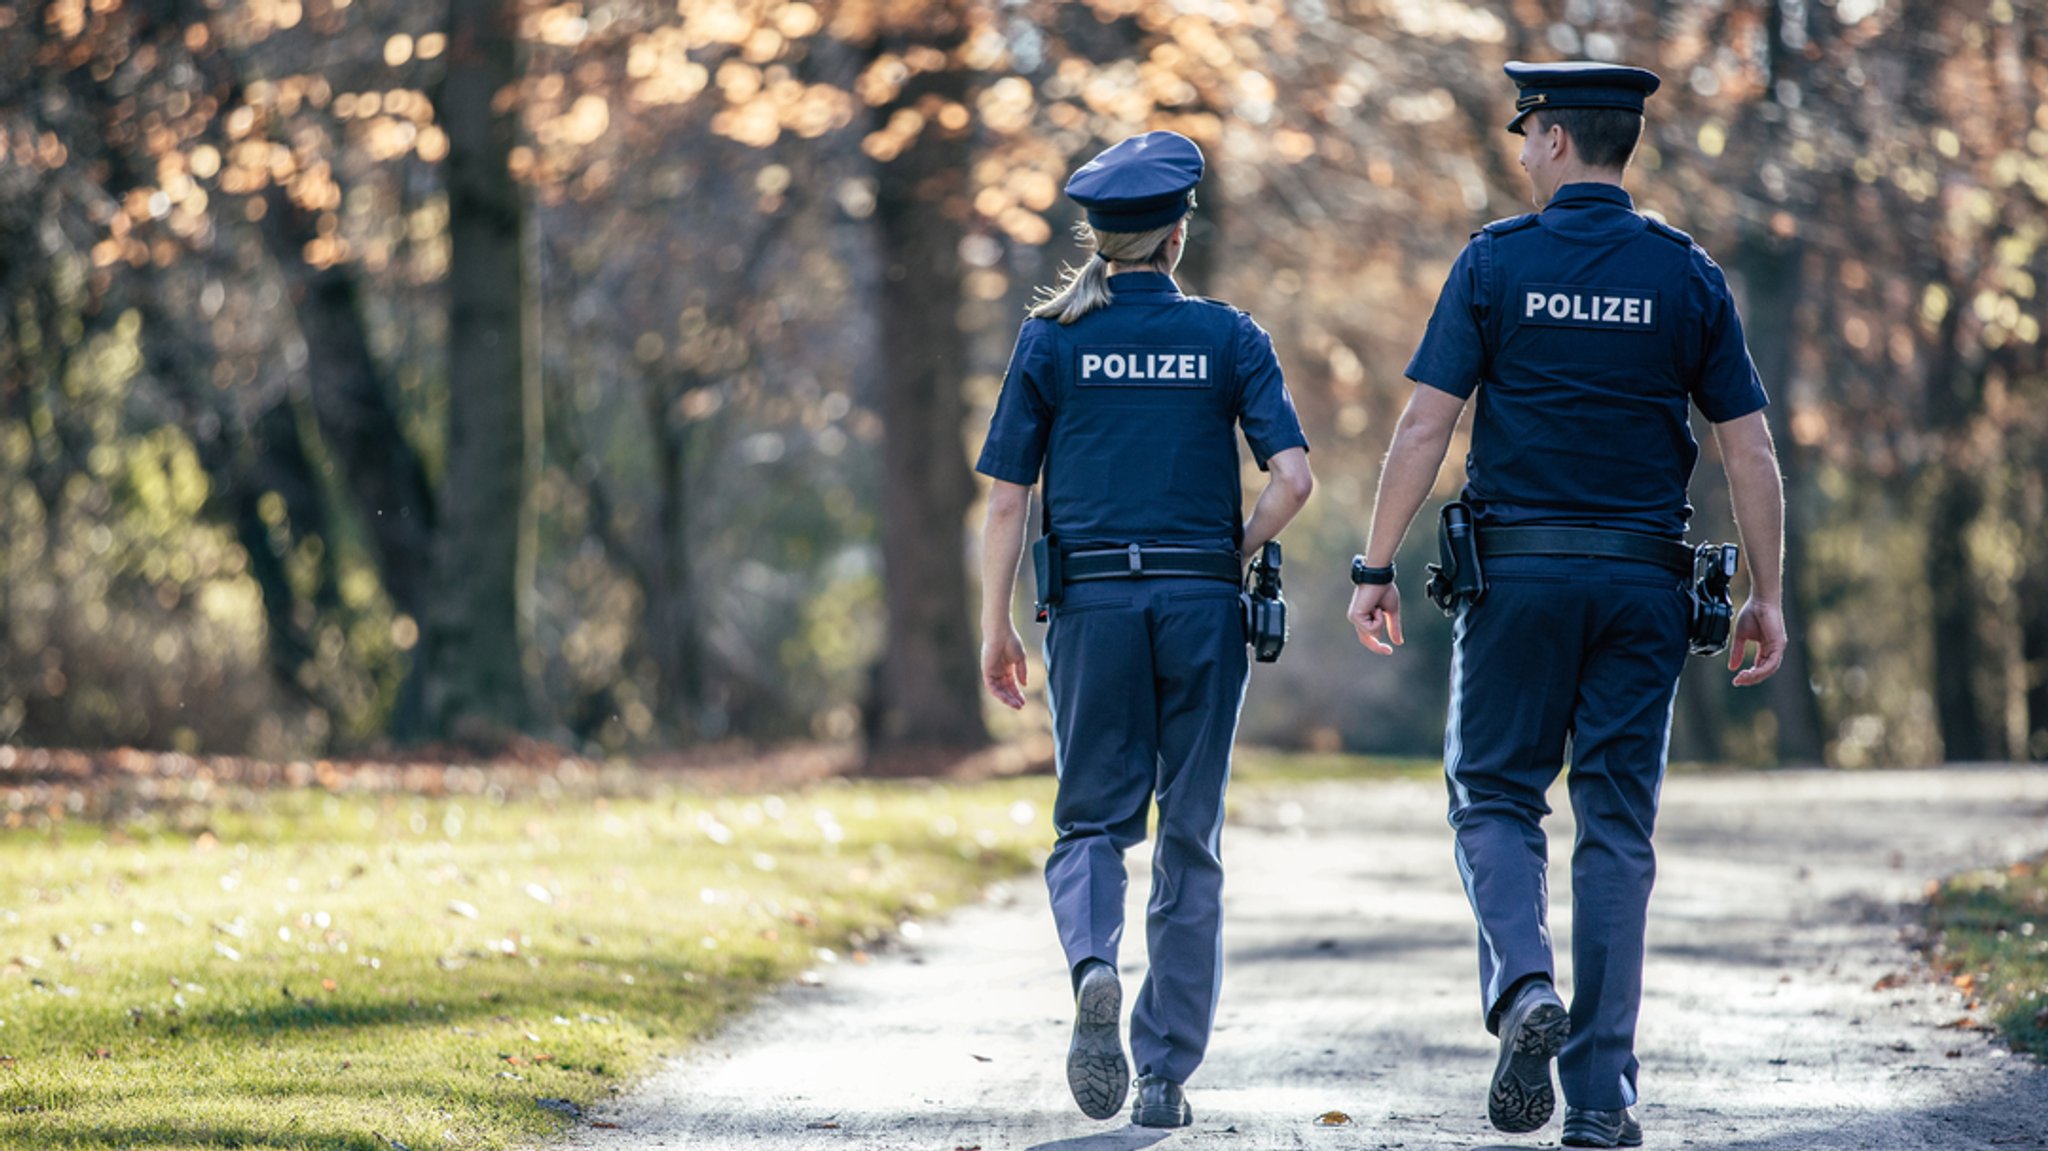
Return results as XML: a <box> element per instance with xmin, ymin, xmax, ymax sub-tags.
<box><xmin>1242</xmin><ymin>541</ymin><xmax>1287</xmax><ymax>663</ymax></box>
<box><xmin>1032</xmin><ymin>534</ymin><xmax>1062</xmax><ymax>623</ymax></box>
<box><xmin>1424</xmin><ymin>501</ymin><xmax>1485</xmax><ymax>616</ymax></box>
<box><xmin>1686</xmin><ymin>542</ymin><xmax>1739</xmax><ymax>657</ymax></box>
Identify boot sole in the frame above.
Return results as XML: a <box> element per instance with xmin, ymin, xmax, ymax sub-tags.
<box><xmin>1067</xmin><ymin>968</ymin><xmax>1128</xmax><ymax>1121</ymax></box>
<box><xmin>1489</xmin><ymin>998</ymin><xmax>1568</xmax><ymax>1134</ymax></box>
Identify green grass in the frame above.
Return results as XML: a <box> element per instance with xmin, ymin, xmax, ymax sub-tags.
<box><xmin>1230</xmin><ymin>749</ymin><xmax>1439</xmax><ymax>787</ymax></box>
<box><xmin>0</xmin><ymin>777</ymin><xmax>1054</xmax><ymax>1150</ymax></box>
<box><xmin>1924</xmin><ymin>851</ymin><xmax>2048</xmax><ymax>1054</ymax></box>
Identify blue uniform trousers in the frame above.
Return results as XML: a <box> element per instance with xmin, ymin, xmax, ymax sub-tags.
<box><xmin>1444</xmin><ymin>555</ymin><xmax>1689</xmax><ymax>1111</ymax></box>
<box><xmin>1043</xmin><ymin>575</ymin><xmax>1248</xmax><ymax>1087</ymax></box>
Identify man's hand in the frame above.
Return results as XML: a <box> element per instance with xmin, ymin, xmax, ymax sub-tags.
<box><xmin>982</xmin><ymin>627</ymin><xmax>1030</xmax><ymax>709</ymax></box>
<box><xmin>1347</xmin><ymin>583</ymin><xmax>1404</xmax><ymax>655</ymax></box>
<box><xmin>1728</xmin><ymin>598</ymin><xmax>1785</xmax><ymax>686</ymax></box>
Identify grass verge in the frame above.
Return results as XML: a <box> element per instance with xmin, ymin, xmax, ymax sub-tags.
<box><xmin>0</xmin><ymin>775</ymin><xmax>1053</xmax><ymax>1150</ymax></box>
<box><xmin>1924</xmin><ymin>850</ymin><xmax>2048</xmax><ymax>1054</ymax></box>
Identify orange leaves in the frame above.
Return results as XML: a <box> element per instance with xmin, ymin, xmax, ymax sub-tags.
<box><xmin>977</xmin><ymin>77</ymin><xmax>1036</xmax><ymax>135</ymax></box>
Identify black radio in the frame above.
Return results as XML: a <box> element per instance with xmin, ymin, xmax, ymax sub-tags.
<box><xmin>1687</xmin><ymin>542</ymin><xmax>1739</xmax><ymax>657</ymax></box>
<box><xmin>1242</xmin><ymin>541</ymin><xmax>1287</xmax><ymax>663</ymax></box>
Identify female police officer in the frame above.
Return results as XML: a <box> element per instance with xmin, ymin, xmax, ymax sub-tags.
<box><xmin>974</xmin><ymin>131</ymin><xmax>1312</xmax><ymax>1128</ymax></box>
<box><xmin>1345</xmin><ymin>64</ymin><xmax>1787</xmax><ymax>1148</ymax></box>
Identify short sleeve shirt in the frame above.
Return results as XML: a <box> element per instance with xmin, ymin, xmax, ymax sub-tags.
<box><xmin>1406</xmin><ymin>183</ymin><xmax>1768</xmax><ymax>537</ymax></box>
<box><xmin>975</xmin><ymin>271</ymin><xmax>1309</xmax><ymax>552</ymax></box>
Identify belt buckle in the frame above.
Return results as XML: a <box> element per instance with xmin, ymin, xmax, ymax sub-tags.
<box><xmin>1128</xmin><ymin>543</ymin><xmax>1142</xmax><ymax>574</ymax></box>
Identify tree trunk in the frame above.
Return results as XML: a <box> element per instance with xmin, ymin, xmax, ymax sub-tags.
<box><xmin>1733</xmin><ymin>231</ymin><xmax>1827</xmax><ymax>763</ymax></box>
<box><xmin>424</xmin><ymin>0</ymin><xmax>533</xmax><ymax>741</ymax></box>
<box><xmin>651</xmin><ymin>378</ymin><xmax>706</xmax><ymax>736</ymax></box>
<box><xmin>866</xmin><ymin>8</ymin><xmax>990</xmax><ymax>763</ymax></box>
<box><xmin>1926</xmin><ymin>466</ymin><xmax>1999</xmax><ymax>761</ymax></box>
<box><xmin>2015</xmin><ymin>455</ymin><xmax>2048</xmax><ymax>760</ymax></box>
<box><xmin>256</xmin><ymin>185</ymin><xmax>437</xmax><ymax>623</ymax></box>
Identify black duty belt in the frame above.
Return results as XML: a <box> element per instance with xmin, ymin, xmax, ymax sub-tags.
<box><xmin>1064</xmin><ymin>544</ymin><xmax>1241</xmax><ymax>585</ymax></box>
<box><xmin>1477</xmin><ymin>527</ymin><xmax>1692</xmax><ymax>576</ymax></box>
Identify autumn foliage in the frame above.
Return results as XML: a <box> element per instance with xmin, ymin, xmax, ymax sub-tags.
<box><xmin>0</xmin><ymin>0</ymin><xmax>2043</xmax><ymax>766</ymax></box>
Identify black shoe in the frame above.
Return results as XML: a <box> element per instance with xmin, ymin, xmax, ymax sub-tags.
<box><xmin>1066</xmin><ymin>963</ymin><xmax>1129</xmax><ymax>1120</ymax></box>
<box><xmin>1488</xmin><ymin>979</ymin><xmax>1569</xmax><ymax>1134</ymax></box>
<box><xmin>1562</xmin><ymin>1105</ymin><xmax>1643</xmax><ymax>1147</ymax></box>
<box><xmin>1130</xmin><ymin>1075</ymin><xmax>1192</xmax><ymax>1128</ymax></box>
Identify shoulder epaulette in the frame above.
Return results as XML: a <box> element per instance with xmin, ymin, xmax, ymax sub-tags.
<box><xmin>1475</xmin><ymin>213</ymin><xmax>1539</xmax><ymax>238</ymax></box>
<box><xmin>1643</xmin><ymin>217</ymin><xmax>1694</xmax><ymax>248</ymax></box>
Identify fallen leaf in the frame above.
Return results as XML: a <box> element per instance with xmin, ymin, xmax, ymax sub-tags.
<box><xmin>1315</xmin><ymin>1110</ymin><xmax>1352</xmax><ymax>1127</ymax></box>
<box><xmin>1945</xmin><ymin>1049</ymin><xmax>1963</xmax><ymax>1059</ymax></box>
<box><xmin>806</xmin><ymin>1121</ymin><xmax>841</xmax><ymax>1130</ymax></box>
<box><xmin>1872</xmin><ymin>972</ymin><xmax>1910</xmax><ymax>991</ymax></box>
<box><xmin>88</xmin><ymin>1047</ymin><xmax>111</xmax><ymax>1060</ymax></box>
<box><xmin>591</xmin><ymin>1120</ymin><xmax>622</xmax><ymax>1129</ymax></box>
<box><xmin>321</xmin><ymin>979</ymin><xmax>338</xmax><ymax>993</ymax></box>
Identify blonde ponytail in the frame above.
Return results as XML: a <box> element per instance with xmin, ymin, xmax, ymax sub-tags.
<box><xmin>1029</xmin><ymin>220</ymin><xmax>1185</xmax><ymax>325</ymax></box>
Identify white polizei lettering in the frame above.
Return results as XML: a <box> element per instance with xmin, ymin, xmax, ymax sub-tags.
<box><xmin>1160</xmin><ymin>354</ymin><xmax>1178</xmax><ymax>379</ymax></box>
<box><xmin>1549</xmin><ymin>294</ymin><xmax>1570</xmax><ymax>319</ymax></box>
<box><xmin>1602</xmin><ymin>297</ymin><xmax>1623</xmax><ymax>322</ymax></box>
<box><xmin>1199</xmin><ymin>354</ymin><xmax>1209</xmax><ymax>377</ymax></box>
<box><xmin>1571</xmin><ymin>295</ymin><xmax>1593</xmax><ymax>321</ymax></box>
<box><xmin>1105</xmin><ymin>354</ymin><xmax>1126</xmax><ymax>378</ymax></box>
<box><xmin>1180</xmin><ymin>353</ymin><xmax>1196</xmax><ymax>378</ymax></box>
<box><xmin>1081</xmin><ymin>353</ymin><xmax>1102</xmax><ymax>378</ymax></box>
<box><xmin>1527</xmin><ymin>291</ymin><xmax>1546</xmax><ymax>317</ymax></box>
<box><xmin>1643</xmin><ymin>299</ymin><xmax>1653</xmax><ymax>324</ymax></box>
<box><xmin>1623</xmin><ymin>298</ymin><xmax>1641</xmax><ymax>324</ymax></box>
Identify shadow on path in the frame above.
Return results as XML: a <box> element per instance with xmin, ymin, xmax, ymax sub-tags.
<box><xmin>1025</xmin><ymin>1127</ymin><xmax>1172</xmax><ymax>1151</ymax></box>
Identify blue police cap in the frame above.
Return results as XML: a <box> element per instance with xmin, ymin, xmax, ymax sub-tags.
<box><xmin>1504</xmin><ymin>60</ymin><xmax>1661</xmax><ymax>135</ymax></box>
<box><xmin>1065</xmin><ymin>131</ymin><xmax>1204</xmax><ymax>234</ymax></box>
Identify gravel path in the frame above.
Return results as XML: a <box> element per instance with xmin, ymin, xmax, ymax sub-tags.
<box><xmin>560</xmin><ymin>768</ymin><xmax>2048</xmax><ymax>1150</ymax></box>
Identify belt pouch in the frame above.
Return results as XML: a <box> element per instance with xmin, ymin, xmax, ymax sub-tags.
<box><xmin>1032</xmin><ymin>534</ymin><xmax>1063</xmax><ymax>620</ymax></box>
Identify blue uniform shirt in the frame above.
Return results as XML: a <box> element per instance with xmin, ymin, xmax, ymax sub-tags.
<box><xmin>975</xmin><ymin>271</ymin><xmax>1309</xmax><ymax>553</ymax></box>
<box><xmin>1406</xmin><ymin>183</ymin><xmax>1768</xmax><ymax>538</ymax></box>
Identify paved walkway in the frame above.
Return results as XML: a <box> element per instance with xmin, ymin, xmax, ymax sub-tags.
<box><xmin>562</xmin><ymin>768</ymin><xmax>2048</xmax><ymax>1150</ymax></box>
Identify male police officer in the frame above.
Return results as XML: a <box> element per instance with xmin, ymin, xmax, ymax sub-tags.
<box><xmin>976</xmin><ymin>131</ymin><xmax>1313</xmax><ymax>1128</ymax></box>
<box><xmin>1344</xmin><ymin>64</ymin><xmax>1788</xmax><ymax>1147</ymax></box>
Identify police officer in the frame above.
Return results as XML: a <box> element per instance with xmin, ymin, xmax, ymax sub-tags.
<box><xmin>1344</xmin><ymin>64</ymin><xmax>1788</xmax><ymax>1147</ymax></box>
<box><xmin>975</xmin><ymin>130</ymin><xmax>1313</xmax><ymax>1128</ymax></box>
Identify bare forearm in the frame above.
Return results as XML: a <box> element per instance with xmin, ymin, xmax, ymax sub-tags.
<box><xmin>980</xmin><ymin>483</ymin><xmax>1032</xmax><ymax>632</ymax></box>
<box><xmin>1716</xmin><ymin>416</ymin><xmax>1785</xmax><ymax>605</ymax></box>
<box><xmin>1359</xmin><ymin>386</ymin><xmax>1463</xmax><ymax>566</ymax></box>
<box><xmin>1242</xmin><ymin>447</ymin><xmax>1312</xmax><ymax>556</ymax></box>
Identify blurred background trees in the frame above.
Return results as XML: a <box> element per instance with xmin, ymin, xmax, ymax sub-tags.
<box><xmin>0</xmin><ymin>0</ymin><xmax>2042</xmax><ymax>768</ymax></box>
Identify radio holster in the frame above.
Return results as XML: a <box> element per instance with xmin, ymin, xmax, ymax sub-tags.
<box><xmin>1031</xmin><ymin>534</ymin><xmax>1062</xmax><ymax>623</ymax></box>
<box><xmin>1242</xmin><ymin>541</ymin><xmax>1287</xmax><ymax>663</ymax></box>
<box><xmin>1424</xmin><ymin>501</ymin><xmax>1486</xmax><ymax>616</ymax></box>
<box><xmin>1686</xmin><ymin>542</ymin><xmax>1739</xmax><ymax>657</ymax></box>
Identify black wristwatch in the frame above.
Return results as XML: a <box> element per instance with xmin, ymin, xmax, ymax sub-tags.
<box><xmin>1351</xmin><ymin>555</ymin><xmax>1395</xmax><ymax>586</ymax></box>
